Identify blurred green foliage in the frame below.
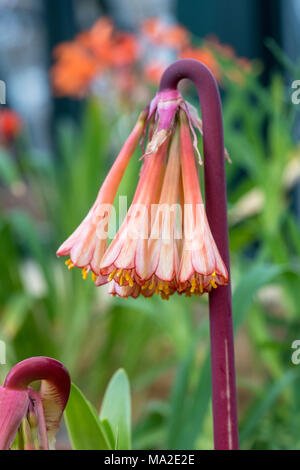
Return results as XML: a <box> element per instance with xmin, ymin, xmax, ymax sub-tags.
<box><xmin>0</xmin><ymin>63</ymin><xmax>300</xmax><ymax>450</ymax></box>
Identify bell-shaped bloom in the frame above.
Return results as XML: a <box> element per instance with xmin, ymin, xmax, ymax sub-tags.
<box><xmin>178</xmin><ymin>112</ymin><xmax>228</xmax><ymax>295</ymax></box>
<box><xmin>57</xmin><ymin>87</ymin><xmax>228</xmax><ymax>299</ymax></box>
<box><xmin>0</xmin><ymin>357</ymin><xmax>70</xmax><ymax>450</ymax></box>
<box><xmin>56</xmin><ymin>108</ymin><xmax>148</xmax><ymax>280</ymax></box>
<box><xmin>140</xmin><ymin>126</ymin><xmax>181</xmax><ymax>299</ymax></box>
<box><xmin>98</xmin><ymin>139</ymin><xmax>168</xmax><ymax>291</ymax></box>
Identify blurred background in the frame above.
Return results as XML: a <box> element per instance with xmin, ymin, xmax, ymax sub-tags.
<box><xmin>1</xmin><ymin>0</ymin><xmax>300</xmax><ymax>450</ymax></box>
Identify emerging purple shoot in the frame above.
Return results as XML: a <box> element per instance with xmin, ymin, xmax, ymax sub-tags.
<box><xmin>0</xmin><ymin>356</ymin><xmax>71</xmax><ymax>450</ymax></box>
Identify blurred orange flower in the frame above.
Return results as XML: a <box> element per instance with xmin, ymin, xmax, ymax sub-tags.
<box><xmin>143</xmin><ymin>60</ymin><xmax>167</xmax><ymax>85</ymax></box>
<box><xmin>205</xmin><ymin>36</ymin><xmax>236</xmax><ymax>59</ymax></box>
<box><xmin>204</xmin><ymin>36</ymin><xmax>253</xmax><ymax>84</ymax></box>
<box><xmin>0</xmin><ymin>109</ymin><xmax>22</xmax><ymax>145</ymax></box>
<box><xmin>78</xmin><ymin>18</ymin><xmax>138</xmax><ymax>67</ymax></box>
<box><xmin>51</xmin><ymin>43</ymin><xmax>99</xmax><ymax>97</ymax></box>
<box><xmin>51</xmin><ymin>15</ymin><xmax>253</xmax><ymax>98</ymax></box>
<box><xmin>180</xmin><ymin>47</ymin><xmax>221</xmax><ymax>82</ymax></box>
<box><xmin>78</xmin><ymin>17</ymin><xmax>113</xmax><ymax>63</ymax></box>
<box><xmin>142</xmin><ymin>18</ymin><xmax>189</xmax><ymax>49</ymax></box>
<box><xmin>51</xmin><ymin>17</ymin><xmax>138</xmax><ymax>97</ymax></box>
<box><xmin>110</xmin><ymin>34</ymin><xmax>138</xmax><ymax>67</ymax></box>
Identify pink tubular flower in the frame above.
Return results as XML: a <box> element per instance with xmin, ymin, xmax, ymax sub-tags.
<box><xmin>178</xmin><ymin>111</ymin><xmax>228</xmax><ymax>295</ymax></box>
<box><xmin>0</xmin><ymin>357</ymin><xmax>70</xmax><ymax>450</ymax></box>
<box><xmin>98</xmin><ymin>139</ymin><xmax>169</xmax><ymax>291</ymax></box>
<box><xmin>56</xmin><ymin>107</ymin><xmax>148</xmax><ymax>280</ymax></box>
<box><xmin>57</xmin><ymin>84</ymin><xmax>229</xmax><ymax>299</ymax></box>
<box><xmin>141</xmin><ymin>126</ymin><xmax>181</xmax><ymax>298</ymax></box>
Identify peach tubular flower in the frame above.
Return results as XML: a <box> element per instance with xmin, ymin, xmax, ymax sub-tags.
<box><xmin>142</xmin><ymin>126</ymin><xmax>181</xmax><ymax>299</ymax></box>
<box><xmin>108</xmin><ymin>280</ymin><xmax>141</xmax><ymax>299</ymax></box>
<box><xmin>56</xmin><ymin>108</ymin><xmax>148</xmax><ymax>279</ymax></box>
<box><xmin>178</xmin><ymin>111</ymin><xmax>228</xmax><ymax>295</ymax></box>
<box><xmin>0</xmin><ymin>357</ymin><xmax>70</xmax><ymax>450</ymax></box>
<box><xmin>98</xmin><ymin>139</ymin><xmax>169</xmax><ymax>289</ymax></box>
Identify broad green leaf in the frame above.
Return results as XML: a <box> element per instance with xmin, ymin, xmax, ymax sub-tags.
<box><xmin>100</xmin><ymin>369</ymin><xmax>131</xmax><ymax>450</ymax></box>
<box><xmin>101</xmin><ymin>419</ymin><xmax>115</xmax><ymax>450</ymax></box>
<box><xmin>167</xmin><ymin>340</ymin><xmax>211</xmax><ymax>450</ymax></box>
<box><xmin>178</xmin><ymin>353</ymin><xmax>211</xmax><ymax>449</ymax></box>
<box><xmin>167</xmin><ymin>340</ymin><xmax>196</xmax><ymax>449</ymax></box>
<box><xmin>64</xmin><ymin>383</ymin><xmax>110</xmax><ymax>450</ymax></box>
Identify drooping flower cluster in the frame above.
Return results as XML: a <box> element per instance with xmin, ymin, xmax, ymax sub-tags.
<box><xmin>57</xmin><ymin>90</ymin><xmax>228</xmax><ymax>299</ymax></box>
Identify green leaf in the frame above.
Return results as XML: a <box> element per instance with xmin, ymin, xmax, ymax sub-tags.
<box><xmin>99</xmin><ymin>369</ymin><xmax>131</xmax><ymax>450</ymax></box>
<box><xmin>1</xmin><ymin>293</ymin><xmax>33</xmax><ymax>339</ymax></box>
<box><xmin>167</xmin><ymin>340</ymin><xmax>211</xmax><ymax>450</ymax></box>
<box><xmin>64</xmin><ymin>383</ymin><xmax>110</xmax><ymax>450</ymax></box>
<box><xmin>0</xmin><ymin>148</ymin><xmax>19</xmax><ymax>184</ymax></box>
<box><xmin>240</xmin><ymin>369</ymin><xmax>300</xmax><ymax>442</ymax></box>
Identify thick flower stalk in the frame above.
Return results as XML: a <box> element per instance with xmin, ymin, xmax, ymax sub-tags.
<box><xmin>158</xmin><ymin>59</ymin><xmax>239</xmax><ymax>450</ymax></box>
<box><xmin>0</xmin><ymin>357</ymin><xmax>70</xmax><ymax>450</ymax></box>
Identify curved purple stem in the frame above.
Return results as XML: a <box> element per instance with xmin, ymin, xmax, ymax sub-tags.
<box><xmin>4</xmin><ymin>357</ymin><xmax>70</xmax><ymax>410</ymax></box>
<box><xmin>160</xmin><ymin>59</ymin><xmax>239</xmax><ymax>450</ymax></box>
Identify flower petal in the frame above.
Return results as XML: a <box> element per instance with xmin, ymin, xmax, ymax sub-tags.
<box><xmin>0</xmin><ymin>386</ymin><xmax>29</xmax><ymax>450</ymax></box>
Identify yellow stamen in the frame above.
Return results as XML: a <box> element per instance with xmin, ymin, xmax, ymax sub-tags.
<box><xmin>142</xmin><ymin>281</ymin><xmax>150</xmax><ymax>291</ymax></box>
<box><xmin>124</xmin><ymin>271</ymin><xmax>134</xmax><ymax>287</ymax></box>
<box><xmin>108</xmin><ymin>268</ymin><xmax>117</xmax><ymax>282</ymax></box>
<box><xmin>91</xmin><ymin>272</ymin><xmax>97</xmax><ymax>282</ymax></box>
<box><xmin>149</xmin><ymin>280</ymin><xmax>156</xmax><ymax>290</ymax></box>
<box><xmin>190</xmin><ymin>277</ymin><xmax>197</xmax><ymax>293</ymax></box>
<box><xmin>82</xmin><ymin>267</ymin><xmax>88</xmax><ymax>280</ymax></box>
<box><xmin>65</xmin><ymin>259</ymin><xmax>72</xmax><ymax>266</ymax></box>
<box><xmin>210</xmin><ymin>273</ymin><xmax>217</xmax><ymax>289</ymax></box>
